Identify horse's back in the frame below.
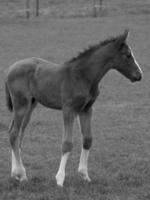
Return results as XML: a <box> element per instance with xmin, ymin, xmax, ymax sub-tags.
<box><xmin>6</xmin><ymin>57</ymin><xmax>60</xmax><ymax>83</ymax></box>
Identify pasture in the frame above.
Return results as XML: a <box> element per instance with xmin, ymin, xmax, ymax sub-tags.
<box><xmin>0</xmin><ymin>0</ymin><xmax>150</xmax><ymax>199</ymax></box>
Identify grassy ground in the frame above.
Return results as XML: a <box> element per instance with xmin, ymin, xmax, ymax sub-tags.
<box><xmin>0</xmin><ymin>0</ymin><xmax>150</xmax><ymax>18</ymax></box>
<box><xmin>0</xmin><ymin>1</ymin><xmax>150</xmax><ymax>200</ymax></box>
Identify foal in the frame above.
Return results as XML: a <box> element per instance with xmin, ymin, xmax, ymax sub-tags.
<box><xmin>5</xmin><ymin>30</ymin><xmax>142</xmax><ymax>186</ymax></box>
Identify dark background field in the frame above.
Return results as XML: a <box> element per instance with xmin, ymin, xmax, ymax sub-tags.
<box><xmin>0</xmin><ymin>0</ymin><xmax>150</xmax><ymax>199</ymax></box>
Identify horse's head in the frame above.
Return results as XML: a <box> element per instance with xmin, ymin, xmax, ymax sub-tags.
<box><xmin>111</xmin><ymin>30</ymin><xmax>142</xmax><ymax>82</ymax></box>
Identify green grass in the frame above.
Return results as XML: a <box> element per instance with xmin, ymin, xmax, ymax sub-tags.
<box><xmin>0</xmin><ymin>1</ymin><xmax>150</xmax><ymax>199</ymax></box>
<box><xmin>0</xmin><ymin>0</ymin><xmax>150</xmax><ymax>18</ymax></box>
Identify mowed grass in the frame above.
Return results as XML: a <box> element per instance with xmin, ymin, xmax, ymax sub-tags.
<box><xmin>0</xmin><ymin>2</ymin><xmax>150</xmax><ymax>200</ymax></box>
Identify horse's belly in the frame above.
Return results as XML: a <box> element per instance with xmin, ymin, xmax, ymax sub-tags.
<box><xmin>40</xmin><ymin>100</ymin><xmax>62</xmax><ymax>110</ymax></box>
<box><xmin>36</xmin><ymin>90</ymin><xmax>62</xmax><ymax>110</ymax></box>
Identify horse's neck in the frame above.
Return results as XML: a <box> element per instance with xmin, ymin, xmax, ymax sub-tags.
<box><xmin>83</xmin><ymin>49</ymin><xmax>112</xmax><ymax>86</ymax></box>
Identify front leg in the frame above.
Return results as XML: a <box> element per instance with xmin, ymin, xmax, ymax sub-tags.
<box><xmin>55</xmin><ymin>106</ymin><xmax>76</xmax><ymax>187</ymax></box>
<box><xmin>78</xmin><ymin>107</ymin><xmax>93</xmax><ymax>182</ymax></box>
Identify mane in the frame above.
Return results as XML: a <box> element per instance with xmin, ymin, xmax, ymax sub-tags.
<box><xmin>67</xmin><ymin>36</ymin><xmax>117</xmax><ymax>64</ymax></box>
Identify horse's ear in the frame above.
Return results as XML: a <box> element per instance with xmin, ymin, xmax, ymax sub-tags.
<box><xmin>115</xmin><ymin>29</ymin><xmax>129</xmax><ymax>49</ymax></box>
<box><xmin>123</xmin><ymin>29</ymin><xmax>129</xmax><ymax>38</ymax></box>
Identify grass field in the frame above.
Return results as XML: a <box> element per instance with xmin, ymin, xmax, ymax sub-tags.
<box><xmin>0</xmin><ymin>1</ymin><xmax>150</xmax><ymax>199</ymax></box>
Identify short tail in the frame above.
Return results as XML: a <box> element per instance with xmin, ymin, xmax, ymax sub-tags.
<box><xmin>5</xmin><ymin>82</ymin><xmax>13</xmax><ymax>112</ymax></box>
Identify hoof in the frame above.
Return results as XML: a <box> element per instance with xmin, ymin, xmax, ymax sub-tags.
<box><xmin>11</xmin><ymin>169</ymin><xmax>27</xmax><ymax>182</ymax></box>
<box><xmin>55</xmin><ymin>173</ymin><xmax>65</xmax><ymax>187</ymax></box>
<box><xmin>11</xmin><ymin>173</ymin><xmax>28</xmax><ymax>182</ymax></box>
<box><xmin>78</xmin><ymin>168</ymin><xmax>91</xmax><ymax>182</ymax></box>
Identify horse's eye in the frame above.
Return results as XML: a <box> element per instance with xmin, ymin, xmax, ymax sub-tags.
<box><xmin>123</xmin><ymin>53</ymin><xmax>132</xmax><ymax>59</ymax></box>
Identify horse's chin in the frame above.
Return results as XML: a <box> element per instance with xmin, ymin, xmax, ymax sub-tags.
<box><xmin>130</xmin><ymin>77</ymin><xmax>142</xmax><ymax>83</ymax></box>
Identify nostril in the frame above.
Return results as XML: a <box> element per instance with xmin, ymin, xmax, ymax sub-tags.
<box><xmin>133</xmin><ymin>73</ymin><xmax>142</xmax><ymax>81</ymax></box>
<box><xmin>138</xmin><ymin>74</ymin><xmax>142</xmax><ymax>81</ymax></box>
<box><xmin>137</xmin><ymin>72</ymin><xmax>142</xmax><ymax>81</ymax></box>
<box><xmin>132</xmin><ymin>72</ymin><xmax>142</xmax><ymax>81</ymax></box>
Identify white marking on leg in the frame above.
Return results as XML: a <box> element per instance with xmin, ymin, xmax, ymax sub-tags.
<box><xmin>55</xmin><ymin>152</ymin><xmax>70</xmax><ymax>187</ymax></box>
<box><xmin>11</xmin><ymin>149</ymin><xmax>27</xmax><ymax>181</ymax></box>
<box><xmin>78</xmin><ymin>148</ymin><xmax>91</xmax><ymax>182</ymax></box>
<box><xmin>78</xmin><ymin>148</ymin><xmax>89</xmax><ymax>170</ymax></box>
<box><xmin>77</xmin><ymin>116</ymin><xmax>82</xmax><ymax>133</ymax></box>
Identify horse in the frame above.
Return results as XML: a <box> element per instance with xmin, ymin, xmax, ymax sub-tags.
<box><xmin>5</xmin><ymin>30</ymin><xmax>142</xmax><ymax>187</ymax></box>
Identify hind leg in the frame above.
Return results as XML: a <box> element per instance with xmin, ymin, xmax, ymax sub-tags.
<box><xmin>10</xmin><ymin>107</ymin><xmax>28</xmax><ymax>181</ymax></box>
<box><xmin>10</xmin><ymin>99</ymin><xmax>36</xmax><ymax>181</ymax></box>
<box><xmin>19</xmin><ymin>100</ymin><xmax>37</xmax><ymax>148</ymax></box>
